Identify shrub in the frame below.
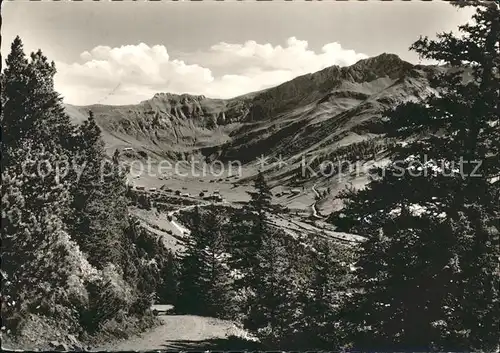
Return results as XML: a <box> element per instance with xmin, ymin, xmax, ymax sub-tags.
<box><xmin>129</xmin><ymin>293</ymin><xmax>153</xmax><ymax>316</ymax></box>
<box><xmin>79</xmin><ymin>278</ymin><xmax>129</xmax><ymax>334</ymax></box>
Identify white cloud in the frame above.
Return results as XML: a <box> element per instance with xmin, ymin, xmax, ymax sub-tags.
<box><xmin>206</xmin><ymin>37</ymin><xmax>366</xmax><ymax>72</ymax></box>
<box><xmin>55</xmin><ymin>37</ymin><xmax>367</xmax><ymax>105</ymax></box>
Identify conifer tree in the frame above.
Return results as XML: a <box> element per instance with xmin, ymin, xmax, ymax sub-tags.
<box><xmin>248</xmin><ymin>171</ymin><xmax>273</xmax><ymax>221</ymax></box>
<box><xmin>201</xmin><ymin>208</ymin><xmax>234</xmax><ymax>318</ymax></box>
<box><xmin>2</xmin><ymin>37</ymin><xmax>31</xmax><ymax>159</ymax></box>
<box><xmin>297</xmin><ymin>239</ymin><xmax>354</xmax><ymax>349</ymax></box>
<box><xmin>1</xmin><ymin>36</ymin><xmax>149</xmax><ymax>336</ymax></box>
<box><xmin>232</xmin><ymin>171</ymin><xmax>273</xmax><ymax>289</ymax></box>
<box><xmin>332</xmin><ymin>2</ymin><xmax>499</xmax><ymax>350</ymax></box>
<box><xmin>176</xmin><ymin>206</ymin><xmax>208</xmax><ymax>314</ymax></box>
<box><xmin>69</xmin><ymin>111</ymin><xmax>129</xmax><ymax>268</ymax></box>
<box><xmin>157</xmin><ymin>250</ymin><xmax>178</xmax><ymax>304</ymax></box>
<box><xmin>244</xmin><ymin>228</ymin><xmax>299</xmax><ymax>346</ymax></box>
<box><xmin>2</xmin><ymin>37</ymin><xmax>75</xmax><ymax>165</ymax></box>
<box><xmin>176</xmin><ymin>207</ymin><xmax>233</xmax><ymax>318</ymax></box>
<box><xmin>1</xmin><ymin>37</ymin><xmax>78</xmax><ymax>330</ymax></box>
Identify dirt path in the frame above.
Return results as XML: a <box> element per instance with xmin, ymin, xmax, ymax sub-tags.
<box><xmin>94</xmin><ymin>314</ymin><xmax>239</xmax><ymax>351</ymax></box>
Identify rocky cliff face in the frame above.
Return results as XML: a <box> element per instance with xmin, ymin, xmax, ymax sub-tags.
<box><xmin>142</xmin><ymin>93</ymin><xmax>251</xmax><ymax>126</ymax></box>
<box><xmin>65</xmin><ymin>53</ymin><xmax>443</xmax><ymax>162</ymax></box>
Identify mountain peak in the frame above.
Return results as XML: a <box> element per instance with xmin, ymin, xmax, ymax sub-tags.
<box><xmin>354</xmin><ymin>53</ymin><xmax>410</xmax><ymax>69</ymax></box>
<box><xmin>348</xmin><ymin>52</ymin><xmax>413</xmax><ymax>80</ymax></box>
<box><xmin>354</xmin><ymin>53</ymin><xmax>404</xmax><ymax>66</ymax></box>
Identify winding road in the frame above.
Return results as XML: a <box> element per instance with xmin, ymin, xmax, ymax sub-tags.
<box><xmin>311</xmin><ymin>183</ymin><xmax>326</xmax><ymax>219</ymax></box>
<box><xmin>166</xmin><ymin>201</ymin><xmax>225</xmax><ymax>236</ymax></box>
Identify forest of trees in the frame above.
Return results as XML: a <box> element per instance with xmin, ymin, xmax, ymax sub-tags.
<box><xmin>171</xmin><ymin>2</ymin><xmax>499</xmax><ymax>351</ymax></box>
<box><xmin>171</xmin><ymin>171</ymin><xmax>356</xmax><ymax>349</ymax></box>
<box><xmin>1</xmin><ymin>1</ymin><xmax>498</xmax><ymax>351</ymax></box>
<box><xmin>1</xmin><ymin>37</ymin><xmax>177</xmax><ymax>344</ymax></box>
<box><xmin>331</xmin><ymin>1</ymin><xmax>500</xmax><ymax>350</ymax></box>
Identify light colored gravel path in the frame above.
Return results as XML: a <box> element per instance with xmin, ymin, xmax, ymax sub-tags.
<box><xmin>94</xmin><ymin>314</ymin><xmax>237</xmax><ymax>351</ymax></box>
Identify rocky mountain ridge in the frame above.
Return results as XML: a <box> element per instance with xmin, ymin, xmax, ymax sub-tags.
<box><xmin>65</xmin><ymin>53</ymin><xmax>444</xmax><ymax>163</ymax></box>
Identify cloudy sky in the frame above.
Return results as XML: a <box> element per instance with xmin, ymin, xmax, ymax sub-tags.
<box><xmin>2</xmin><ymin>1</ymin><xmax>474</xmax><ymax>106</ymax></box>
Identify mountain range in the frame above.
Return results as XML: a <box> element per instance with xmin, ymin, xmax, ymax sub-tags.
<box><xmin>64</xmin><ymin>53</ymin><xmax>445</xmax><ymax>176</ymax></box>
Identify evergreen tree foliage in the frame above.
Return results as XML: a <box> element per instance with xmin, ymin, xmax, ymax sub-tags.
<box><xmin>296</xmin><ymin>239</ymin><xmax>354</xmax><ymax>349</ymax></box>
<box><xmin>1</xmin><ymin>37</ymin><xmax>78</xmax><ymax>331</ymax></box>
<box><xmin>2</xmin><ymin>37</ymin><xmax>74</xmax><ymax>165</ymax></box>
<box><xmin>157</xmin><ymin>250</ymin><xmax>178</xmax><ymax>304</ymax></box>
<box><xmin>247</xmin><ymin>171</ymin><xmax>273</xmax><ymax>218</ymax></box>
<box><xmin>69</xmin><ymin>112</ymin><xmax>129</xmax><ymax>268</ymax></box>
<box><xmin>244</xmin><ymin>229</ymin><xmax>300</xmax><ymax>347</ymax></box>
<box><xmin>176</xmin><ymin>207</ymin><xmax>206</xmax><ymax>314</ymax></box>
<box><xmin>201</xmin><ymin>209</ymin><xmax>235</xmax><ymax>318</ymax></box>
<box><xmin>331</xmin><ymin>2</ymin><xmax>499</xmax><ymax>350</ymax></box>
<box><xmin>119</xmin><ymin>220</ymin><xmax>178</xmax><ymax>304</ymax></box>
<box><xmin>1</xmin><ymin>36</ymin><xmax>172</xmax><ymax>337</ymax></box>
<box><xmin>2</xmin><ymin>37</ymin><xmax>32</xmax><ymax>156</ymax></box>
<box><xmin>176</xmin><ymin>207</ymin><xmax>234</xmax><ymax>318</ymax></box>
<box><xmin>232</xmin><ymin>171</ymin><xmax>273</xmax><ymax>289</ymax></box>
<box><xmin>79</xmin><ymin>279</ymin><xmax>128</xmax><ymax>334</ymax></box>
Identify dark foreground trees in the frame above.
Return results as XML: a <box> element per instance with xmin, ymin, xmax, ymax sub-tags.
<box><xmin>2</xmin><ymin>37</ymin><xmax>81</xmax><ymax>332</ymax></box>
<box><xmin>174</xmin><ymin>174</ymin><xmax>354</xmax><ymax>349</ymax></box>
<box><xmin>176</xmin><ymin>207</ymin><xmax>235</xmax><ymax>318</ymax></box>
<box><xmin>332</xmin><ymin>2</ymin><xmax>499</xmax><ymax>351</ymax></box>
<box><xmin>1</xmin><ymin>37</ymin><xmax>176</xmax><ymax>340</ymax></box>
